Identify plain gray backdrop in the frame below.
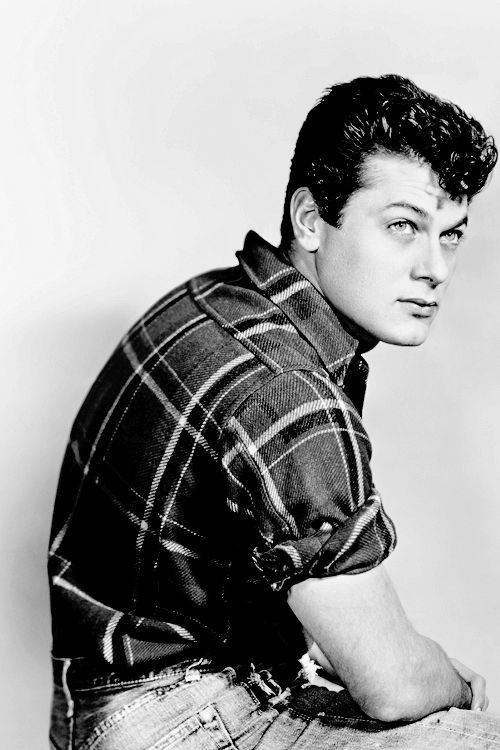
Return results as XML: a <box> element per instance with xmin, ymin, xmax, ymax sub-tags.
<box><xmin>1</xmin><ymin>1</ymin><xmax>500</xmax><ymax>746</ymax></box>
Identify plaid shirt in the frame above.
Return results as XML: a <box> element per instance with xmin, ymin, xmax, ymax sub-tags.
<box><xmin>48</xmin><ymin>231</ymin><xmax>396</xmax><ymax>681</ymax></box>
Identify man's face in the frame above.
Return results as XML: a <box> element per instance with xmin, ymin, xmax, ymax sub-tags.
<box><xmin>311</xmin><ymin>152</ymin><xmax>468</xmax><ymax>346</ymax></box>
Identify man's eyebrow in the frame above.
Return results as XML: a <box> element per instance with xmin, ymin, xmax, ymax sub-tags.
<box><xmin>446</xmin><ymin>215</ymin><xmax>469</xmax><ymax>230</ymax></box>
<box><xmin>383</xmin><ymin>201</ymin><xmax>468</xmax><ymax>227</ymax></box>
<box><xmin>383</xmin><ymin>201</ymin><xmax>429</xmax><ymax>218</ymax></box>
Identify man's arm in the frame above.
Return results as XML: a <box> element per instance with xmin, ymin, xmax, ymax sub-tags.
<box><xmin>288</xmin><ymin>564</ymin><xmax>478</xmax><ymax>722</ymax></box>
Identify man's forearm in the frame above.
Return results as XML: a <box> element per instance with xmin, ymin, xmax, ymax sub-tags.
<box><xmin>407</xmin><ymin>635</ymin><xmax>472</xmax><ymax>717</ymax></box>
<box><xmin>312</xmin><ymin>632</ymin><xmax>472</xmax><ymax>722</ymax></box>
<box><xmin>307</xmin><ymin>633</ymin><xmax>472</xmax><ymax>721</ymax></box>
<box><xmin>316</xmin><ymin>633</ymin><xmax>473</xmax><ymax>722</ymax></box>
<box><xmin>289</xmin><ymin>569</ymin><xmax>477</xmax><ymax>723</ymax></box>
<box><xmin>308</xmin><ymin>633</ymin><xmax>472</xmax><ymax>720</ymax></box>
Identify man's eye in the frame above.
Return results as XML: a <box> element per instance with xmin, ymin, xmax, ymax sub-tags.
<box><xmin>441</xmin><ymin>230</ymin><xmax>464</xmax><ymax>246</ymax></box>
<box><xmin>389</xmin><ymin>220</ymin><xmax>415</xmax><ymax>235</ymax></box>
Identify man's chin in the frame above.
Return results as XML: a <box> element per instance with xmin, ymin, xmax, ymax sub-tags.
<box><xmin>340</xmin><ymin>314</ymin><xmax>432</xmax><ymax>348</ymax></box>
<box><xmin>380</xmin><ymin>323</ymin><xmax>432</xmax><ymax>347</ymax></box>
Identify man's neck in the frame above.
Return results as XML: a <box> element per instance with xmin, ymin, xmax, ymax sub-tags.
<box><xmin>288</xmin><ymin>247</ymin><xmax>378</xmax><ymax>353</ymax></box>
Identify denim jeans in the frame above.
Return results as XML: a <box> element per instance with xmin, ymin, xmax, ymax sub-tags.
<box><xmin>50</xmin><ymin>657</ymin><xmax>500</xmax><ymax>749</ymax></box>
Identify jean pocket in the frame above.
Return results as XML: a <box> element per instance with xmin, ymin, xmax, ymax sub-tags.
<box><xmin>156</xmin><ymin>705</ymin><xmax>237</xmax><ymax>750</ymax></box>
<box><xmin>77</xmin><ymin>685</ymin><xmax>237</xmax><ymax>750</ymax></box>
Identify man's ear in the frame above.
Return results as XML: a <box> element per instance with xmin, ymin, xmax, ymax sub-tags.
<box><xmin>290</xmin><ymin>187</ymin><xmax>321</xmax><ymax>253</ymax></box>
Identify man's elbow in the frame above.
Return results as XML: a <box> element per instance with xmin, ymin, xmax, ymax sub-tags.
<box><xmin>354</xmin><ymin>683</ymin><xmax>437</xmax><ymax>723</ymax></box>
<box><xmin>361</xmin><ymin>696</ymin><xmax>419</xmax><ymax>723</ymax></box>
<box><xmin>347</xmin><ymin>645</ymin><xmax>460</xmax><ymax>722</ymax></box>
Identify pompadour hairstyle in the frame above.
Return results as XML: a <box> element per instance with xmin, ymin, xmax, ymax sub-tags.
<box><xmin>280</xmin><ymin>74</ymin><xmax>497</xmax><ymax>250</ymax></box>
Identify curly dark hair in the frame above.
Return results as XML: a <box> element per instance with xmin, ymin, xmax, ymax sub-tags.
<box><xmin>280</xmin><ymin>74</ymin><xmax>497</xmax><ymax>250</ymax></box>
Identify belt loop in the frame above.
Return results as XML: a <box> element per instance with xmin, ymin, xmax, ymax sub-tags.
<box><xmin>61</xmin><ymin>659</ymin><xmax>75</xmax><ymax>750</ymax></box>
<box><xmin>260</xmin><ymin>670</ymin><xmax>283</xmax><ymax>698</ymax></box>
<box><xmin>185</xmin><ymin>657</ymin><xmax>209</xmax><ymax>683</ymax></box>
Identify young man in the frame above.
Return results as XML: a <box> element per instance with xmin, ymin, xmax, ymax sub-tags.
<box><xmin>49</xmin><ymin>75</ymin><xmax>499</xmax><ymax>748</ymax></box>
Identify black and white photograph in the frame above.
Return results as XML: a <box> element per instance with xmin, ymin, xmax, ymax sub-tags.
<box><xmin>2</xmin><ymin>1</ymin><xmax>500</xmax><ymax>747</ymax></box>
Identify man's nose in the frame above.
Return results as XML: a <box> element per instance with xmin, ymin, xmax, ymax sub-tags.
<box><xmin>411</xmin><ymin>238</ymin><xmax>451</xmax><ymax>287</ymax></box>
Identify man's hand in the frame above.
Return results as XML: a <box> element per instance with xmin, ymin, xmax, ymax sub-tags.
<box><xmin>450</xmin><ymin>658</ymin><xmax>489</xmax><ymax>711</ymax></box>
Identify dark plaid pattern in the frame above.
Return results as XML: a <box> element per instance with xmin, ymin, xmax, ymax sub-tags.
<box><xmin>48</xmin><ymin>231</ymin><xmax>396</xmax><ymax>680</ymax></box>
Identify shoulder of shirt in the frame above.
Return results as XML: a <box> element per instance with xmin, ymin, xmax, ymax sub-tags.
<box><xmin>148</xmin><ymin>273</ymin><xmax>346</xmax><ymax>403</ymax></box>
<box><xmin>121</xmin><ymin>266</ymin><xmax>329</xmax><ymax>379</ymax></box>
<box><xmin>185</xmin><ymin>264</ymin><xmax>334</xmax><ymax>376</ymax></box>
<box><xmin>74</xmin><ymin>265</ymin><xmax>359</xmax><ymax>441</ymax></box>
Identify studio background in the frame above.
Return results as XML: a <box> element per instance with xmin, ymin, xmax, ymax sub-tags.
<box><xmin>2</xmin><ymin>1</ymin><xmax>499</xmax><ymax>746</ymax></box>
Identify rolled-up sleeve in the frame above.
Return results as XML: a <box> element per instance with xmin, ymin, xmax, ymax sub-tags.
<box><xmin>221</xmin><ymin>368</ymin><xmax>397</xmax><ymax>591</ymax></box>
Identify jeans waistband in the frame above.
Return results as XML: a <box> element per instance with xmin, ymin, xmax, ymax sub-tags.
<box><xmin>52</xmin><ymin>655</ymin><xmax>299</xmax><ymax>699</ymax></box>
<box><xmin>51</xmin><ymin>656</ymin><xmax>215</xmax><ymax>692</ymax></box>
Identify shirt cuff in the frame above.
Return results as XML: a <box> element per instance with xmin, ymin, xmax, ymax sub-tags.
<box><xmin>252</xmin><ymin>493</ymin><xmax>397</xmax><ymax>591</ymax></box>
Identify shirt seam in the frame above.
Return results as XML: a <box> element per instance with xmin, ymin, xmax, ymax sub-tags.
<box><xmin>217</xmin><ymin>366</ymin><xmax>345</xmax><ymax>436</ymax></box>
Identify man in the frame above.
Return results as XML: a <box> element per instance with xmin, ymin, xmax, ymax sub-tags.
<box><xmin>49</xmin><ymin>75</ymin><xmax>499</xmax><ymax>749</ymax></box>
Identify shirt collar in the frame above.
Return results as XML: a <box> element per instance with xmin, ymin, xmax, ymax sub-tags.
<box><xmin>237</xmin><ymin>231</ymin><xmax>363</xmax><ymax>385</ymax></box>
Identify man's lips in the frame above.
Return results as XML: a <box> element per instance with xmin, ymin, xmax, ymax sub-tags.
<box><xmin>399</xmin><ymin>298</ymin><xmax>438</xmax><ymax>316</ymax></box>
<box><xmin>400</xmin><ymin>298</ymin><xmax>438</xmax><ymax>307</ymax></box>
